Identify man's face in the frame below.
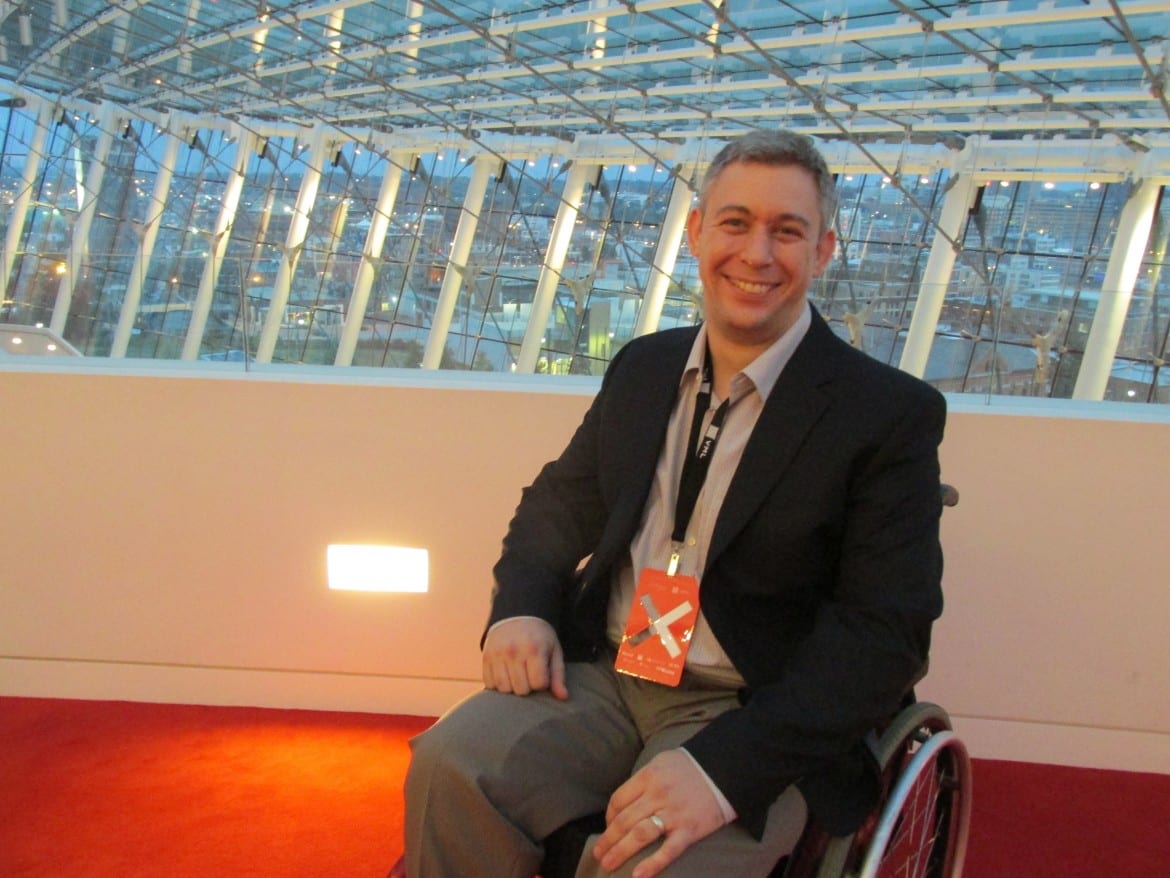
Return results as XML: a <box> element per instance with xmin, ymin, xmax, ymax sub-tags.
<box><xmin>686</xmin><ymin>160</ymin><xmax>835</xmax><ymax>350</ymax></box>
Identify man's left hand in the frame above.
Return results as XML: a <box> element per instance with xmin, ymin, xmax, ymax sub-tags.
<box><xmin>592</xmin><ymin>749</ymin><xmax>728</xmax><ymax>878</ymax></box>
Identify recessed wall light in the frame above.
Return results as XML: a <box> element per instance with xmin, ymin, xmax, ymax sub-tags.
<box><xmin>327</xmin><ymin>544</ymin><xmax>428</xmax><ymax>593</ymax></box>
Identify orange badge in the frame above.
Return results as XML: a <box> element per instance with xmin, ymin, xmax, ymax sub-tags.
<box><xmin>614</xmin><ymin>568</ymin><xmax>700</xmax><ymax>686</ymax></box>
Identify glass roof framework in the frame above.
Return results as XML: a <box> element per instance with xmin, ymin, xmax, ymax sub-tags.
<box><xmin>1</xmin><ymin>0</ymin><xmax>1167</xmax><ymax>151</ymax></box>
<box><xmin>2</xmin><ymin>1</ymin><xmax>1170</xmax><ymax>403</ymax></box>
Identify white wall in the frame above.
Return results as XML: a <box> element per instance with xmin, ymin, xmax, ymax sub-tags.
<box><xmin>2</xmin><ymin>365</ymin><xmax>1168</xmax><ymax>774</ymax></box>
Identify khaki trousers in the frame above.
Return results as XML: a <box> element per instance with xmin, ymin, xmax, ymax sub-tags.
<box><xmin>402</xmin><ymin>659</ymin><xmax>807</xmax><ymax>878</ymax></box>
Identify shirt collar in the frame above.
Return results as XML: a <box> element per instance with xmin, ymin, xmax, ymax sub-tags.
<box><xmin>681</xmin><ymin>302</ymin><xmax>812</xmax><ymax>401</ymax></box>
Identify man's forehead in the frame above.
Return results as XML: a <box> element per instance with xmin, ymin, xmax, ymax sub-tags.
<box><xmin>707</xmin><ymin>160</ymin><xmax>816</xmax><ymax>192</ymax></box>
<box><xmin>702</xmin><ymin>162</ymin><xmax>822</xmax><ymax>223</ymax></box>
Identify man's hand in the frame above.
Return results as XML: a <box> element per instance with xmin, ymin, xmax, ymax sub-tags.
<box><xmin>481</xmin><ymin>617</ymin><xmax>568</xmax><ymax>700</ymax></box>
<box><xmin>592</xmin><ymin>749</ymin><xmax>728</xmax><ymax>878</ymax></box>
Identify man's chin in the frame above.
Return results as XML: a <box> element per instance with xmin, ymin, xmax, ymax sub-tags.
<box><xmin>709</xmin><ymin>319</ymin><xmax>786</xmax><ymax>349</ymax></box>
<box><xmin>717</xmin><ymin>303</ymin><xmax>802</xmax><ymax>336</ymax></box>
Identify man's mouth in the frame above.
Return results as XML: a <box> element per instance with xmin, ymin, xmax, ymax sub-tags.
<box><xmin>729</xmin><ymin>278</ymin><xmax>774</xmax><ymax>295</ymax></box>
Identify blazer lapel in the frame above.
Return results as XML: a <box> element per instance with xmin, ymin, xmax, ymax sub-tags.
<box><xmin>707</xmin><ymin>313</ymin><xmax>841</xmax><ymax>568</ymax></box>
<box><xmin>594</xmin><ymin>328</ymin><xmax>696</xmax><ymax>566</ymax></box>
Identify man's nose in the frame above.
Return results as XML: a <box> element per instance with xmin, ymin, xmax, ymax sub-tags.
<box><xmin>740</xmin><ymin>227</ymin><xmax>773</xmax><ymax>265</ymax></box>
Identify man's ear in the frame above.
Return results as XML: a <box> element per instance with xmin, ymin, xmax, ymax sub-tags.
<box><xmin>814</xmin><ymin>228</ymin><xmax>836</xmax><ymax>276</ymax></box>
<box><xmin>685</xmin><ymin>206</ymin><xmax>703</xmax><ymax>255</ymax></box>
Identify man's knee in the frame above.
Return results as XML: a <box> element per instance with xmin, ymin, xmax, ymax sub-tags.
<box><xmin>405</xmin><ymin>693</ymin><xmax>502</xmax><ymax>792</ymax></box>
<box><xmin>406</xmin><ymin>687</ymin><xmax>570</xmax><ymax>804</ymax></box>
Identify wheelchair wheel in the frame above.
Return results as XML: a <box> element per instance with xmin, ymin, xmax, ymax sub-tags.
<box><xmin>803</xmin><ymin>702</ymin><xmax>969</xmax><ymax>878</ymax></box>
<box><xmin>856</xmin><ymin>727</ymin><xmax>970</xmax><ymax>878</ymax></box>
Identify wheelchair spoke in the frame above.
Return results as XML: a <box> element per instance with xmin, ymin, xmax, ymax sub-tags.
<box><xmin>875</xmin><ymin>754</ymin><xmax>945</xmax><ymax>878</ymax></box>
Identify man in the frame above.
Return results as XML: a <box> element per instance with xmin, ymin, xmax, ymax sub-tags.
<box><xmin>400</xmin><ymin>129</ymin><xmax>946</xmax><ymax>878</ymax></box>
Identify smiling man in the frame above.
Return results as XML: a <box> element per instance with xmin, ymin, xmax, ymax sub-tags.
<box><xmin>398</xmin><ymin>130</ymin><xmax>947</xmax><ymax>878</ymax></box>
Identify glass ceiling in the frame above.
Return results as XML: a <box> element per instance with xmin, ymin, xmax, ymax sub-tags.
<box><xmin>1</xmin><ymin>0</ymin><xmax>1167</xmax><ymax>152</ymax></box>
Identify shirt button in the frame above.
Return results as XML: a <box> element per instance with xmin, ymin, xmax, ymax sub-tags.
<box><xmin>687</xmin><ymin>537</ymin><xmax>697</xmax><ymax>546</ymax></box>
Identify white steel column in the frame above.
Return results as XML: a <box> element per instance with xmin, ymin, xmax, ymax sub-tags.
<box><xmin>1</xmin><ymin>98</ymin><xmax>50</xmax><ymax>295</ymax></box>
<box><xmin>177</xmin><ymin>0</ymin><xmax>197</xmax><ymax>75</ymax></box>
<box><xmin>633</xmin><ymin>165</ymin><xmax>694</xmax><ymax>338</ymax></box>
<box><xmin>421</xmin><ymin>155</ymin><xmax>497</xmax><ymax>369</ymax></box>
<box><xmin>586</xmin><ymin>0</ymin><xmax>612</xmax><ymax>63</ymax></box>
<box><xmin>1073</xmin><ymin>177</ymin><xmax>1161</xmax><ymax>400</ymax></box>
<box><xmin>334</xmin><ymin>151</ymin><xmax>407</xmax><ymax>365</ymax></box>
<box><xmin>404</xmin><ymin>1</ymin><xmax>424</xmax><ymax>73</ymax></box>
<box><xmin>255</xmin><ymin>126</ymin><xmax>330</xmax><ymax>363</ymax></box>
<box><xmin>704</xmin><ymin>0</ymin><xmax>726</xmax><ymax>46</ymax></box>
<box><xmin>110</xmin><ymin>128</ymin><xmax>181</xmax><ymax>357</ymax></box>
<box><xmin>516</xmin><ymin>161</ymin><xmax>592</xmax><ymax>373</ymax></box>
<box><xmin>899</xmin><ymin>166</ymin><xmax>981</xmax><ymax>378</ymax></box>
<box><xmin>323</xmin><ymin>9</ymin><xmax>345</xmax><ymax>74</ymax></box>
<box><xmin>50</xmin><ymin>104</ymin><xmax>118</xmax><ymax>336</ymax></box>
<box><xmin>181</xmin><ymin>125</ymin><xmax>258</xmax><ymax>360</ymax></box>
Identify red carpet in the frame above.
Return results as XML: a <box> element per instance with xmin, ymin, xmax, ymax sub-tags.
<box><xmin>0</xmin><ymin>697</ymin><xmax>432</xmax><ymax>877</ymax></box>
<box><xmin>2</xmin><ymin>697</ymin><xmax>1169</xmax><ymax>876</ymax></box>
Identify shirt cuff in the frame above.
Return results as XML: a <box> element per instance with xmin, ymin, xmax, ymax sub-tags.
<box><xmin>678</xmin><ymin>747</ymin><xmax>737</xmax><ymax>824</ymax></box>
<box><xmin>485</xmin><ymin>615</ymin><xmax>548</xmax><ymax>636</ymax></box>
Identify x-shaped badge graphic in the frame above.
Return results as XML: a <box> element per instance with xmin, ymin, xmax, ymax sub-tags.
<box><xmin>626</xmin><ymin>594</ymin><xmax>693</xmax><ymax>658</ymax></box>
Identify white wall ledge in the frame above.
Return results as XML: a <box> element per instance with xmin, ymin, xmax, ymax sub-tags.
<box><xmin>4</xmin><ymin>356</ymin><xmax>1169</xmax><ymax>420</ymax></box>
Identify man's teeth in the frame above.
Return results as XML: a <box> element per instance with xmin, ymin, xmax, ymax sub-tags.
<box><xmin>732</xmin><ymin>279</ymin><xmax>771</xmax><ymax>294</ymax></box>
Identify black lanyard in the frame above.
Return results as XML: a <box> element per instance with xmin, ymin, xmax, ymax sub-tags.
<box><xmin>669</xmin><ymin>352</ymin><xmax>731</xmax><ymax>571</ymax></box>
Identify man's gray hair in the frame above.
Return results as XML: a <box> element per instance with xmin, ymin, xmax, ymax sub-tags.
<box><xmin>697</xmin><ymin>130</ymin><xmax>838</xmax><ymax>233</ymax></box>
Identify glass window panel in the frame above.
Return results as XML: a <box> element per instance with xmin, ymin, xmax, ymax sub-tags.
<box><xmin>932</xmin><ymin>178</ymin><xmax>1125</xmax><ymax>397</ymax></box>
<box><xmin>70</xmin><ymin>118</ymin><xmax>159</xmax><ymax>355</ymax></box>
<box><xmin>814</xmin><ymin>169</ymin><xmax>944</xmax><ymax>362</ymax></box>
<box><xmin>350</xmin><ymin>149</ymin><xmax>467</xmax><ymax>368</ymax></box>
<box><xmin>1105</xmin><ymin>188</ymin><xmax>1170</xmax><ymax>402</ymax></box>
<box><xmin>201</xmin><ymin>134</ymin><xmax>305</xmax><ymax>361</ymax></box>
<box><xmin>7</xmin><ymin>113</ymin><xmax>82</xmax><ymax>327</ymax></box>
<box><xmin>1</xmin><ymin>103</ymin><xmax>43</xmax><ymax>324</ymax></box>
<box><xmin>124</xmin><ymin>128</ymin><xmax>241</xmax><ymax>359</ymax></box>
<box><xmin>433</xmin><ymin>157</ymin><xmax>538</xmax><ymax>373</ymax></box>
<box><xmin>265</xmin><ymin>142</ymin><xmax>387</xmax><ymax>365</ymax></box>
<box><xmin>529</xmin><ymin>159</ymin><xmax>684</xmax><ymax>376</ymax></box>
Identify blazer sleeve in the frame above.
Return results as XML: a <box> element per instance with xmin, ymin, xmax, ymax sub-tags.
<box><xmin>683</xmin><ymin>377</ymin><xmax>947</xmax><ymax>837</ymax></box>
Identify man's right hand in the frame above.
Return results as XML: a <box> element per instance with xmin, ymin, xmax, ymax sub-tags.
<box><xmin>481</xmin><ymin>617</ymin><xmax>569</xmax><ymax>700</ymax></box>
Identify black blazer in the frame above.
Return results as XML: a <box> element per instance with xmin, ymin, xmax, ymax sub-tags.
<box><xmin>489</xmin><ymin>309</ymin><xmax>946</xmax><ymax>838</ymax></box>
